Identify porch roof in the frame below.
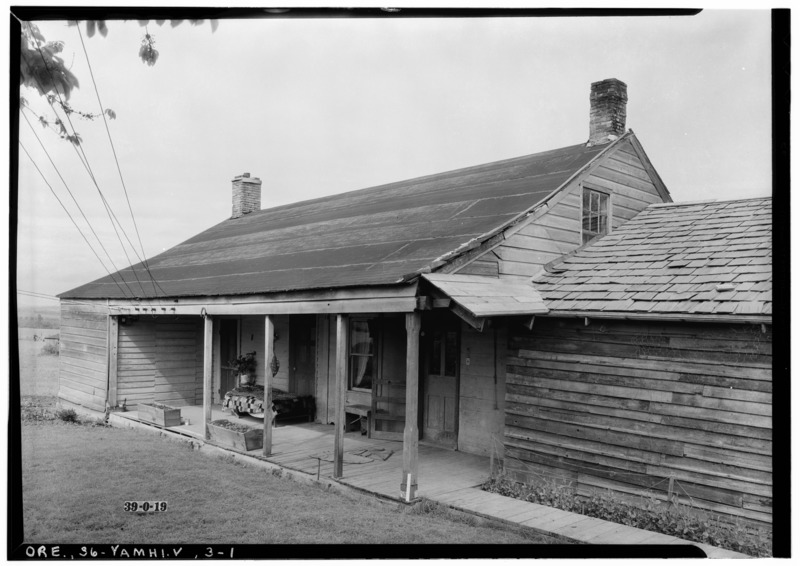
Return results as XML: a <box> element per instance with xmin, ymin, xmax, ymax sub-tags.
<box><xmin>422</xmin><ymin>273</ymin><xmax>548</xmax><ymax>317</ymax></box>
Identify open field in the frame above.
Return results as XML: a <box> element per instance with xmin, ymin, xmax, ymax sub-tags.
<box><xmin>20</xmin><ymin>408</ymin><xmax>556</xmax><ymax>546</ymax></box>
<box><xmin>17</xmin><ymin>327</ymin><xmax>60</xmax><ymax>397</ymax></box>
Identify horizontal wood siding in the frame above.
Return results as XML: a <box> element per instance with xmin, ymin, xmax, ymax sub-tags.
<box><xmin>155</xmin><ymin>319</ymin><xmax>202</xmax><ymax>406</ymax></box>
<box><xmin>467</xmin><ymin>140</ymin><xmax>666</xmax><ymax>280</ymax></box>
<box><xmin>117</xmin><ymin>320</ymin><xmax>156</xmax><ymax>405</ymax></box>
<box><xmin>59</xmin><ymin>301</ymin><xmax>109</xmax><ymax>411</ymax></box>
<box><xmin>458</xmin><ymin>253</ymin><xmax>500</xmax><ymax>277</ymax></box>
<box><xmin>458</xmin><ymin>322</ymin><xmax>506</xmax><ymax>459</ymax></box>
<box><xmin>505</xmin><ymin>317</ymin><xmax>772</xmax><ymax>525</ymax></box>
<box><xmin>117</xmin><ymin>317</ymin><xmax>203</xmax><ymax>407</ymax></box>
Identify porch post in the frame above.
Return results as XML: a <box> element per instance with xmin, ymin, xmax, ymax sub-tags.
<box><xmin>333</xmin><ymin>314</ymin><xmax>349</xmax><ymax>478</ymax></box>
<box><xmin>263</xmin><ymin>315</ymin><xmax>275</xmax><ymax>456</ymax></box>
<box><xmin>401</xmin><ymin>311</ymin><xmax>421</xmax><ymax>500</ymax></box>
<box><xmin>202</xmin><ymin>314</ymin><xmax>213</xmax><ymax>440</ymax></box>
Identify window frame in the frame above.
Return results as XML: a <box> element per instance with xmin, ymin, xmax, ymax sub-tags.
<box><xmin>347</xmin><ymin>316</ymin><xmax>380</xmax><ymax>392</ymax></box>
<box><xmin>581</xmin><ymin>185</ymin><xmax>613</xmax><ymax>244</ymax></box>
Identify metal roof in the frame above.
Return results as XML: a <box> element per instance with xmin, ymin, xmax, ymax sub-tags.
<box><xmin>422</xmin><ymin>273</ymin><xmax>548</xmax><ymax>317</ymax></box>
<box><xmin>533</xmin><ymin>197</ymin><xmax>772</xmax><ymax>321</ymax></box>
<box><xmin>61</xmin><ymin>141</ymin><xmax>608</xmax><ymax>299</ymax></box>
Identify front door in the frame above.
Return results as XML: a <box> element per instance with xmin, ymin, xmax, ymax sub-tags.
<box><xmin>219</xmin><ymin>319</ymin><xmax>239</xmax><ymax>398</ymax></box>
<box><xmin>423</xmin><ymin>324</ymin><xmax>459</xmax><ymax>448</ymax></box>
<box><xmin>289</xmin><ymin>315</ymin><xmax>316</xmax><ymax>396</ymax></box>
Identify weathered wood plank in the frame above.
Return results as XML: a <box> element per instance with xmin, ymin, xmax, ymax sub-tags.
<box><xmin>505</xmin><ymin>316</ymin><xmax>773</xmax><ymax>524</ymax></box>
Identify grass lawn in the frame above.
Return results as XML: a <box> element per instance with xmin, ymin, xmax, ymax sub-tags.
<box><xmin>21</xmin><ymin>405</ymin><xmax>557</xmax><ymax>546</ymax></box>
<box><xmin>17</xmin><ymin>327</ymin><xmax>60</xmax><ymax>397</ymax></box>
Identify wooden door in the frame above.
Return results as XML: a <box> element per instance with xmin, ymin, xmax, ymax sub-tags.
<box><xmin>423</xmin><ymin>325</ymin><xmax>459</xmax><ymax>448</ymax></box>
<box><xmin>371</xmin><ymin>317</ymin><xmax>406</xmax><ymax>440</ymax></box>
<box><xmin>289</xmin><ymin>315</ymin><xmax>316</xmax><ymax>396</ymax></box>
<box><xmin>219</xmin><ymin>319</ymin><xmax>239</xmax><ymax>397</ymax></box>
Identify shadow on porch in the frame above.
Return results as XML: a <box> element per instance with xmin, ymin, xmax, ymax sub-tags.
<box><xmin>118</xmin><ymin>404</ymin><xmax>491</xmax><ymax>502</ymax></box>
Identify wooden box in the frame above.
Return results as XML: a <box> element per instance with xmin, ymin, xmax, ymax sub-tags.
<box><xmin>207</xmin><ymin>422</ymin><xmax>263</xmax><ymax>452</ymax></box>
<box><xmin>138</xmin><ymin>403</ymin><xmax>182</xmax><ymax>427</ymax></box>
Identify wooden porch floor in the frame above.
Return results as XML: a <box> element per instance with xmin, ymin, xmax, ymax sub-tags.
<box><xmin>122</xmin><ymin>404</ymin><xmax>490</xmax><ymax>502</ymax></box>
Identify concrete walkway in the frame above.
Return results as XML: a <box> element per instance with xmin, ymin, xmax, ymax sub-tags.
<box><xmin>432</xmin><ymin>486</ymin><xmax>748</xmax><ymax>558</ymax></box>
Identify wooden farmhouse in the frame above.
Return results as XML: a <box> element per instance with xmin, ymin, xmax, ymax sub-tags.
<box><xmin>57</xmin><ymin>79</ymin><xmax>772</xmax><ymax>525</ymax></box>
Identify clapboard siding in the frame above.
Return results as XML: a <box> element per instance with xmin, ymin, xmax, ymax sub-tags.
<box><xmin>467</xmin><ymin>140</ymin><xmax>666</xmax><ymax>280</ymax></box>
<box><xmin>116</xmin><ymin>316</ymin><xmax>203</xmax><ymax>407</ymax></box>
<box><xmin>59</xmin><ymin>301</ymin><xmax>109</xmax><ymax>411</ymax></box>
<box><xmin>457</xmin><ymin>322</ymin><xmax>506</xmax><ymax>458</ymax></box>
<box><xmin>505</xmin><ymin>317</ymin><xmax>772</xmax><ymax>525</ymax></box>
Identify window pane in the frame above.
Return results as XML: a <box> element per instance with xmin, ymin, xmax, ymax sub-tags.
<box><xmin>582</xmin><ymin>188</ymin><xmax>610</xmax><ymax>243</ymax></box>
<box><xmin>444</xmin><ymin>331</ymin><xmax>458</xmax><ymax>376</ymax></box>
<box><xmin>429</xmin><ymin>331</ymin><xmax>442</xmax><ymax>375</ymax></box>
<box><xmin>350</xmin><ymin>320</ymin><xmax>373</xmax><ymax>356</ymax></box>
<box><xmin>350</xmin><ymin>355</ymin><xmax>373</xmax><ymax>389</ymax></box>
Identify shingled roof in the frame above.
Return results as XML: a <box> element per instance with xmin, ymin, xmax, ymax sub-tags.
<box><xmin>61</xmin><ymin>141</ymin><xmax>617</xmax><ymax>299</ymax></box>
<box><xmin>533</xmin><ymin>197</ymin><xmax>772</xmax><ymax>321</ymax></box>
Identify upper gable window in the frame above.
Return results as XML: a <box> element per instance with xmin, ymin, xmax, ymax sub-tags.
<box><xmin>582</xmin><ymin>188</ymin><xmax>610</xmax><ymax>244</ymax></box>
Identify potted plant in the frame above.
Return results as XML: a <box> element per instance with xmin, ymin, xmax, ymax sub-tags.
<box><xmin>229</xmin><ymin>351</ymin><xmax>257</xmax><ymax>387</ymax></box>
<box><xmin>138</xmin><ymin>402</ymin><xmax>182</xmax><ymax>427</ymax></box>
<box><xmin>207</xmin><ymin>419</ymin><xmax>263</xmax><ymax>451</ymax></box>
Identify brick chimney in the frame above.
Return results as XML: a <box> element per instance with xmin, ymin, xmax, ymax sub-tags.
<box><xmin>589</xmin><ymin>78</ymin><xmax>628</xmax><ymax>145</ymax></box>
<box><xmin>231</xmin><ymin>172</ymin><xmax>261</xmax><ymax>219</ymax></box>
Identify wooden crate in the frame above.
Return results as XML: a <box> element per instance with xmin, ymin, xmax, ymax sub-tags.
<box><xmin>207</xmin><ymin>422</ymin><xmax>263</xmax><ymax>452</ymax></box>
<box><xmin>138</xmin><ymin>403</ymin><xmax>182</xmax><ymax>427</ymax></box>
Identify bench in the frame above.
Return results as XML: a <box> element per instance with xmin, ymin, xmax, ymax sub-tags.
<box><xmin>345</xmin><ymin>404</ymin><xmax>371</xmax><ymax>437</ymax></box>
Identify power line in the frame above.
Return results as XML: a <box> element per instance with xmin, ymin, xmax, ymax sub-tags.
<box><xmin>24</xmin><ymin>21</ymin><xmax>154</xmax><ymax>299</ymax></box>
<box><xmin>76</xmin><ymin>22</ymin><xmax>162</xmax><ymax>297</ymax></box>
<box><xmin>20</xmin><ymin>110</ymin><xmax>140</xmax><ymax>299</ymax></box>
<box><xmin>19</xmin><ymin>141</ymin><xmax>136</xmax><ymax>300</ymax></box>
<box><xmin>17</xmin><ymin>289</ymin><xmax>130</xmax><ymax>311</ymax></box>
<box><xmin>20</xmin><ymin>110</ymin><xmax>142</xmax><ymax>298</ymax></box>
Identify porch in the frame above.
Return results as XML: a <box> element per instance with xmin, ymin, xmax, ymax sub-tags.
<box><xmin>116</xmin><ymin>404</ymin><xmax>491</xmax><ymax>501</ymax></box>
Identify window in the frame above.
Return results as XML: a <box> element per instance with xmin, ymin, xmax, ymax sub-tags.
<box><xmin>349</xmin><ymin>319</ymin><xmax>377</xmax><ymax>390</ymax></box>
<box><xmin>428</xmin><ymin>329</ymin><xmax>458</xmax><ymax>377</ymax></box>
<box><xmin>582</xmin><ymin>188</ymin><xmax>610</xmax><ymax>244</ymax></box>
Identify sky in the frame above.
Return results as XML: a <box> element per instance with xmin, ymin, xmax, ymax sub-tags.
<box><xmin>13</xmin><ymin>8</ymin><xmax>774</xmax><ymax>309</ymax></box>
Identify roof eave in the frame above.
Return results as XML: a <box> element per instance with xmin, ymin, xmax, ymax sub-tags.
<box><xmin>541</xmin><ymin>310</ymin><xmax>772</xmax><ymax>325</ymax></box>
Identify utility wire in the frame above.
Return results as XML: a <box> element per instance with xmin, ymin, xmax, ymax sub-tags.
<box><xmin>24</xmin><ymin>21</ymin><xmax>157</xmax><ymax>299</ymax></box>
<box><xmin>21</xmin><ymin>111</ymin><xmax>139</xmax><ymax>299</ymax></box>
<box><xmin>17</xmin><ymin>289</ymin><xmax>131</xmax><ymax>311</ymax></box>
<box><xmin>21</xmin><ymin>110</ymin><xmax>141</xmax><ymax>299</ymax></box>
<box><xmin>19</xmin><ymin>141</ymin><xmax>135</xmax><ymax>300</ymax></box>
<box><xmin>76</xmin><ymin>23</ymin><xmax>162</xmax><ymax>297</ymax></box>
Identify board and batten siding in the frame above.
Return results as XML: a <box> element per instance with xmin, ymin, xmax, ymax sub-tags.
<box><xmin>505</xmin><ymin>317</ymin><xmax>772</xmax><ymax>525</ymax></box>
<box><xmin>239</xmin><ymin>315</ymin><xmax>290</xmax><ymax>391</ymax></box>
<box><xmin>59</xmin><ymin>300</ymin><xmax>109</xmax><ymax>411</ymax></box>
<box><xmin>116</xmin><ymin>316</ymin><xmax>203</xmax><ymax>407</ymax></box>
<box><xmin>459</xmin><ymin>140</ymin><xmax>665</xmax><ymax>280</ymax></box>
<box><xmin>457</xmin><ymin>321</ymin><xmax>506</xmax><ymax>459</ymax></box>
